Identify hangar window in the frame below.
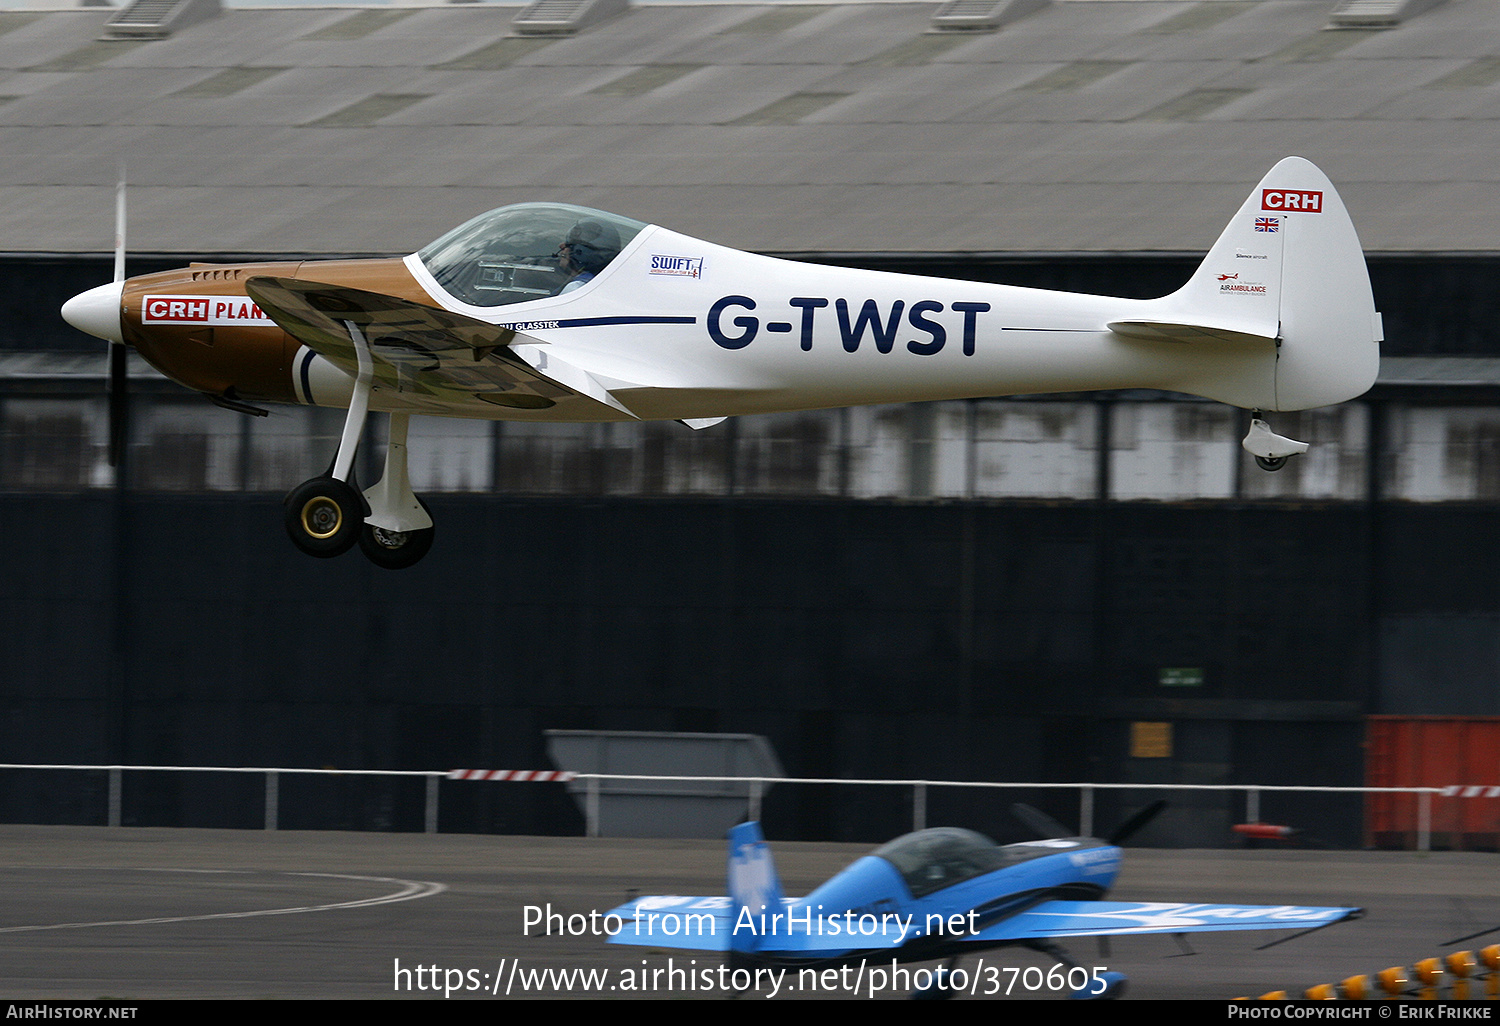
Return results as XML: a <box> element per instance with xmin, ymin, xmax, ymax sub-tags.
<box><xmin>417</xmin><ymin>203</ymin><xmax>646</xmax><ymax>308</ymax></box>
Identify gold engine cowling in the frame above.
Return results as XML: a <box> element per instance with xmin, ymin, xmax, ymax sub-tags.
<box><xmin>121</xmin><ymin>258</ymin><xmax>433</xmax><ymax>404</ymax></box>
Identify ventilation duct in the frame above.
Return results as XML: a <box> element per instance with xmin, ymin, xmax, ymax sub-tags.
<box><xmin>104</xmin><ymin>0</ymin><xmax>221</xmax><ymax>38</ymax></box>
<box><xmin>1327</xmin><ymin>0</ymin><xmax>1446</xmax><ymax>29</ymax></box>
<box><xmin>929</xmin><ymin>0</ymin><xmax>1048</xmax><ymax>32</ymax></box>
<box><xmin>510</xmin><ymin>0</ymin><xmax>628</xmax><ymax>36</ymax></box>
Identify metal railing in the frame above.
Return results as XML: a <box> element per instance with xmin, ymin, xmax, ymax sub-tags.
<box><xmin>0</xmin><ymin>763</ymin><xmax>1449</xmax><ymax>849</ymax></box>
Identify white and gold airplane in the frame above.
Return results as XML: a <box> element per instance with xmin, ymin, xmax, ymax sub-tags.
<box><xmin>61</xmin><ymin>157</ymin><xmax>1380</xmax><ymax>568</ymax></box>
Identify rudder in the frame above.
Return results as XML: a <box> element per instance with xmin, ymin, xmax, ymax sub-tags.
<box><xmin>726</xmin><ymin>821</ymin><xmax>785</xmax><ymax>955</ymax></box>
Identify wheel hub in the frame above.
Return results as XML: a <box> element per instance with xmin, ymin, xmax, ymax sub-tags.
<box><xmin>300</xmin><ymin>497</ymin><xmax>343</xmax><ymax>539</ymax></box>
<box><xmin>371</xmin><ymin>526</ymin><xmax>409</xmax><ymax>550</ymax></box>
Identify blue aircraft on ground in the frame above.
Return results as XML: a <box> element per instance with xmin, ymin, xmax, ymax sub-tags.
<box><xmin>605</xmin><ymin>805</ymin><xmax>1362</xmax><ymax>999</ymax></box>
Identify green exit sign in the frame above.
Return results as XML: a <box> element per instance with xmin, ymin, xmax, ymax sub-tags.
<box><xmin>1160</xmin><ymin>667</ymin><xmax>1204</xmax><ymax>687</ymax></box>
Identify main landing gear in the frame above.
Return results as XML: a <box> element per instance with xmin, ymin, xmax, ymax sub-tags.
<box><xmin>283</xmin><ymin>322</ymin><xmax>435</xmax><ymax>569</ymax></box>
<box><xmin>1241</xmin><ymin>412</ymin><xmax>1309</xmax><ymax>472</ymax></box>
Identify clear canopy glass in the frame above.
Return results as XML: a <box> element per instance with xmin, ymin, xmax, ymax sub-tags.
<box><xmin>872</xmin><ymin>828</ymin><xmax>1011</xmax><ymax>898</ymax></box>
<box><xmin>418</xmin><ymin>203</ymin><xmax>647</xmax><ymax>308</ymax></box>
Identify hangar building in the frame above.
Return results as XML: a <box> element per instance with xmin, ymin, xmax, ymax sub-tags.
<box><xmin>2</xmin><ymin>0</ymin><xmax>1499</xmax><ymax>844</ymax></box>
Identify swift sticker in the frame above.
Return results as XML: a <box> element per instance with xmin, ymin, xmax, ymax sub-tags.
<box><xmin>650</xmin><ymin>255</ymin><xmax>705</xmax><ymax>278</ymax></box>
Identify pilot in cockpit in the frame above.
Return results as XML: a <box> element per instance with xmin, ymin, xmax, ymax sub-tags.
<box><xmin>556</xmin><ymin>219</ymin><xmax>622</xmax><ymax>294</ymax></box>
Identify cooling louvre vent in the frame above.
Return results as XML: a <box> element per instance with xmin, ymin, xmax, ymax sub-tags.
<box><xmin>511</xmin><ymin>0</ymin><xmax>628</xmax><ymax>36</ymax></box>
<box><xmin>930</xmin><ymin>0</ymin><xmax>1047</xmax><ymax>33</ymax></box>
<box><xmin>105</xmin><ymin>0</ymin><xmax>220</xmax><ymax>38</ymax></box>
<box><xmin>1327</xmin><ymin>0</ymin><xmax>1445</xmax><ymax>28</ymax></box>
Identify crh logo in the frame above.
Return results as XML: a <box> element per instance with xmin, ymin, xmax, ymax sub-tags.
<box><xmin>143</xmin><ymin>295</ymin><xmax>274</xmax><ymax>326</ymax></box>
<box><xmin>145</xmin><ymin>297</ymin><xmax>210</xmax><ymax>321</ymax></box>
<box><xmin>1261</xmin><ymin>189</ymin><xmax>1323</xmax><ymax>213</ymax></box>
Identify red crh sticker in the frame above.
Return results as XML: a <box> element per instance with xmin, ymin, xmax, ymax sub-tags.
<box><xmin>1261</xmin><ymin>189</ymin><xmax>1323</xmax><ymax>213</ymax></box>
<box><xmin>142</xmin><ymin>295</ymin><xmax>274</xmax><ymax>325</ymax></box>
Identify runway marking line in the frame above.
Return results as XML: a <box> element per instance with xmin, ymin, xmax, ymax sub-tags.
<box><xmin>0</xmin><ymin>869</ymin><xmax>447</xmax><ymax>933</ymax></box>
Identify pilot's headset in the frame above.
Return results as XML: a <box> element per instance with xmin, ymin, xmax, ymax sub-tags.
<box><xmin>561</xmin><ymin>220</ymin><xmax>621</xmax><ymax>274</ymax></box>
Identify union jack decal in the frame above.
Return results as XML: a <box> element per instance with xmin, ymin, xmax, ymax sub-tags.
<box><xmin>1253</xmin><ymin>217</ymin><xmax>1279</xmax><ymax>233</ymax></box>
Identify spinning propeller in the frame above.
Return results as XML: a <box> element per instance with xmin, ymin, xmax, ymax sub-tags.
<box><xmin>59</xmin><ymin>173</ymin><xmax>130</xmax><ymax>467</ymax></box>
<box><xmin>1010</xmin><ymin>799</ymin><xmax>1169</xmax><ymax>961</ymax></box>
<box><xmin>1010</xmin><ymin>799</ymin><xmax>1168</xmax><ymax>846</ymax></box>
<box><xmin>108</xmin><ymin>176</ymin><xmax>127</xmax><ymax>467</ymax></box>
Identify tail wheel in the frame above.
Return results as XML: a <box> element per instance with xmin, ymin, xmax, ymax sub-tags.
<box><xmin>359</xmin><ymin>500</ymin><xmax>435</xmax><ymax>570</ymax></box>
<box><xmin>284</xmin><ymin>477</ymin><xmax>364</xmax><ymax>558</ymax></box>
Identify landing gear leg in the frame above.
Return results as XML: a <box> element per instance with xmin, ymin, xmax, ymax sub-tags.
<box><xmin>284</xmin><ymin>321</ymin><xmax>374</xmax><ymax>559</ymax></box>
<box><xmin>1242</xmin><ymin>411</ymin><xmax>1309</xmax><ymax>472</ymax></box>
<box><xmin>358</xmin><ymin>411</ymin><xmax>434</xmax><ymax>569</ymax></box>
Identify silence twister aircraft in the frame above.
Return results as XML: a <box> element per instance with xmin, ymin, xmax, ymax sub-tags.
<box><xmin>605</xmin><ymin>814</ymin><xmax>1362</xmax><ymax>999</ymax></box>
<box><xmin>61</xmin><ymin>157</ymin><xmax>1380</xmax><ymax>569</ymax></box>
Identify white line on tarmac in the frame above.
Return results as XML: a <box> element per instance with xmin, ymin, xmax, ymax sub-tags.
<box><xmin>0</xmin><ymin>870</ymin><xmax>447</xmax><ymax>932</ymax></box>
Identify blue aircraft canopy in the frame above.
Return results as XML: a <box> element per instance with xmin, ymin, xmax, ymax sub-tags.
<box><xmin>418</xmin><ymin>202</ymin><xmax>647</xmax><ymax>308</ymax></box>
<box><xmin>873</xmin><ymin>828</ymin><xmax>1014</xmax><ymax>899</ymax></box>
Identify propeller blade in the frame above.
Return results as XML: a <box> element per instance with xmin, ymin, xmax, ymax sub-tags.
<box><xmin>1108</xmin><ymin>800</ymin><xmax>1168</xmax><ymax>846</ymax></box>
<box><xmin>108</xmin><ymin>342</ymin><xmax>128</xmax><ymax>468</ymax></box>
<box><xmin>108</xmin><ymin>171</ymin><xmax>128</xmax><ymax>467</ymax></box>
<box><xmin>1010</xmin><ymin>802</ymin><xmax>1073</xmax><ymax>840</ymax></box>
<box><xmin>113</xmin><ymin>171</ymin><xmax>126</xmax><ymax>284</ymax></box>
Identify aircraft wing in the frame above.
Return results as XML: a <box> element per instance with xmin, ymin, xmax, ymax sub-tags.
<box><xmin>965</xmin><ymin>901</ymin><xmax>1363</xmax><ymax>943</ymax></box>
<box><xmin>244</xmin><ymin>276</ymin><xmax>637</xmax><ymax>417</ymax></box>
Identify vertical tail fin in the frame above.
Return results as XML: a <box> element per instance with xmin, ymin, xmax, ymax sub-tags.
<box><xmin>1264</xmin><ymin>157</ymin><xmax>1382</xmax><ymax>410</ymax></box>
<box><xmin>727</xmin><ymin>821</ymin><xmax>785</xmax><ymax>955</ymax></box>
<box><xmin>1113</xmin><ymin>157</ymin><xmax>1380</xmax><ymax>411</ymax></box>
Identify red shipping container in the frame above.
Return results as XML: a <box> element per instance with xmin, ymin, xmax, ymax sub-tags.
<box><xmin>1366</xmin><ymin>716</ymin><xmax>1500</xmax><ymax>850</ymax></box>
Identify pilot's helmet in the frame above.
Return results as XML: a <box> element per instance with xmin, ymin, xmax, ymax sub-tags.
<box><xmin>560</xmin><ymin>219</ymin><xmax>622</xmax><ymax>274</ymax></box>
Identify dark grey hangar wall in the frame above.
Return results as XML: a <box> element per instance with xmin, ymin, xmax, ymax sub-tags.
<box><xmin>0</xmin><ymin>492</ymin><xmax>1489</xmax><ymax>847</ymax></box>
<box><xmin>3</xmin><ymin>253</ymin><xmax>1500</xmax><ymax>847</ymax></box>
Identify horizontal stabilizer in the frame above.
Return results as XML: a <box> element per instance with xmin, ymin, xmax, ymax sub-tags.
<box><xmin>606</xmin><ymin>896</ymin><xmax>735</xmax><ymax>951</ymax></box>
<box><xmin>1107</xmin><ymin>320</ymin><xmax>1278</xmax><ymax>346</ymax></box>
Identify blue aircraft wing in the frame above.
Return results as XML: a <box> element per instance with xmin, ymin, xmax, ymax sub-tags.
<box><xmin>965</xmin><ymin>900</ymin><xmax>1362</xmax><ymax>942</ymax></box>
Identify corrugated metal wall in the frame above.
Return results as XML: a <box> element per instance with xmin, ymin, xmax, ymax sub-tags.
<box><xmin>2</xmin><ymin>492</ymin><xmax>1461</xmax><ymax>845</ymax></box>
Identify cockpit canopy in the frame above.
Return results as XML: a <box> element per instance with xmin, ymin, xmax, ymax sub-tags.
<box><xmin>872</xmin><ymin>828</ymin><xmax>1013</xmax><ymax>898</ymax></box>
<box><xmin>417</xmin><ymin>203</ymin><xmax>647</xmax><ymax>308</ymax></box>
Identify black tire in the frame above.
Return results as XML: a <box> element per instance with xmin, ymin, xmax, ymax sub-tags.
<box><xmin>358</xmin><ymin>500</ymin><xmax>435</xmax><ymax>570</ymax></box>
<box><xmin>284</xmin><ymin>476</ymin><xmax>364</xmax><ymax>558</ymax></box>
<box><xmin>1255</xmin><ymin>455</ymin><xmax>1289</xmax><ymax>472</ymax></box>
